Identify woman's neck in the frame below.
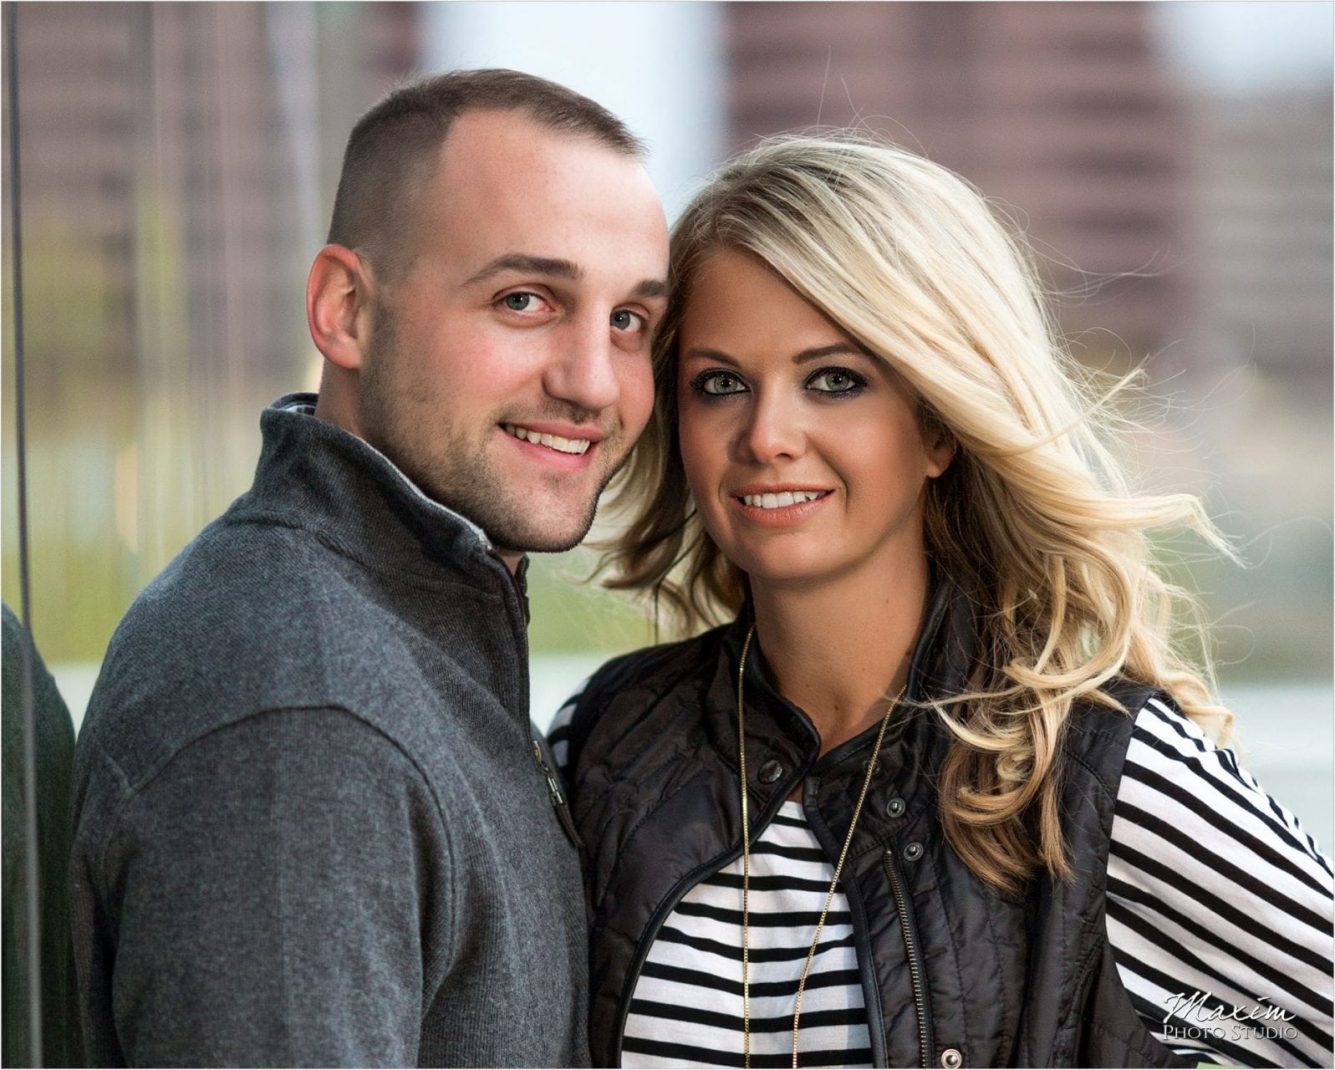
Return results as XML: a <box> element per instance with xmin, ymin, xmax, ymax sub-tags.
<box><xmin>750</xmin><ymin>553</ymin><xmax>932</xmax><ymax>756</ymax></box>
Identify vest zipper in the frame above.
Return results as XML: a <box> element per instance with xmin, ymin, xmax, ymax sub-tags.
<box><xmin>884</xmin><ymin>851</ymin><xmax>934</xmax><ymax>1068</ymax></box>
<box><xmin>848</xmin><ymin>889</ymin><xmax>890</xmax><ymax>1067</ymax></box>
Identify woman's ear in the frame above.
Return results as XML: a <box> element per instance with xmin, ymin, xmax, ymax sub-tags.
<box><xmin>921</xmin><ymin>410</ymin><xmax>957</xmax><ymax>479</ymax></box>
<box><xmin>307</xmin><ymin>244</ymin><xmax>375</xmax><ymax>371</ymax></box>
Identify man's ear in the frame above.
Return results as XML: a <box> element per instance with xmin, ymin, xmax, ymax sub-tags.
<box><xmin>307</xmin><ymin>244</ymin><xmax>375</xmax><ymax>371</ymax></box>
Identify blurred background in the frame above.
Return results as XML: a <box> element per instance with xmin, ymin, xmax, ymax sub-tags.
<box><xmin>2</xmin><ymin>2</ymin><xmax>1331</xmax><ymax>842</ymax></box>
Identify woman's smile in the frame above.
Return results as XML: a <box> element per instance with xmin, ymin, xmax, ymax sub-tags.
<box><xmin>730</xmin><ymin>485</ymin><xmax>833</xmax><ymax>526</ymax></box>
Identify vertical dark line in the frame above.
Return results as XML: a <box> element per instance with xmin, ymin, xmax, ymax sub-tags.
<box><xmin>5</xmin><ymin>3</ymin><xmax>44</xmax><ymax>1066</ymax></box>
<box><xmin>127</xmin><ymin>0</ymin><xmax>154</xmax><ymax>591</ymax></box>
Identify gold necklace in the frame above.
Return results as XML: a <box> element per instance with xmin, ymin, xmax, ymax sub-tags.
<box><xmin>736</xmin><ymin>623</ymin><xmax>903</xmax><ymax>1070</ymax></box>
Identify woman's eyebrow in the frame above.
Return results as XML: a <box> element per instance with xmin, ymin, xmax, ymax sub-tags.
<box><xmin>792</xmin><ymin>343</ymin><xmax>869</xmax><ymax>364</ymax></box>
<box><xmin>682</xmin><ymin>343</ymin><xmax>870</xmax><ymax>366</ymax></box>
<box><xmin>681</xmin><ymin>346</ymin><xmax>740</xmax><ymax>366</ymax></box>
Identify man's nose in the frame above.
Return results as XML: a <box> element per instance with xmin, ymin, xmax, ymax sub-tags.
<box><xmin>542</xmin><ymin>314</ymin><xmax>620</xmax><ymax>414</ymax></box>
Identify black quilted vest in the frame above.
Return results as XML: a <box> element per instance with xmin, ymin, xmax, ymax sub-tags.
<box><xmin>563</xmin><ymin>580</ymin><xmax>1192</xmax><ymax>1068</ymax></box>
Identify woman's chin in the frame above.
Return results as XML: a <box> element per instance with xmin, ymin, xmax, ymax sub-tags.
<box><xmin>727</xmin><ymin>546</ymin><xmax>846</xmax><ymax>594</ymax></box>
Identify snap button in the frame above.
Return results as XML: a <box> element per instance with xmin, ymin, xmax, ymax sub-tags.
<box><xmin>860</xmin><ymin>756</ymin><xmax>880</xmax><ymax>775</ymax></box>
<box><xmin>903</xmin><ymin>841</ymin><xmax>924</xmax><ymax>862</ymax></box>
<box><xmin>757</xmin><ymin>759</ymin><xmax>784</xmax><ymax>785</ymax></box>
<box><xmin>885</xmin><ymin>796</ymin><xmax>907</xmax><ymax>818</ymax></box>
<box><xmin>940</xmin><ymin>1047</ymin><xmax>963</xmax><ymax>1069</ymax></box>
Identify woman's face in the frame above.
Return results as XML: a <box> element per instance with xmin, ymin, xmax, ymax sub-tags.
<box><xmin>677</xmin><ymin>248</ymin><xmax>953</xmax><ymax>592</ymax></box>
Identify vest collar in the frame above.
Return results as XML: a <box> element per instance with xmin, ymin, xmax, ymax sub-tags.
<box><xmin>706</xmin><ymin>573</ymin><xmax>982</xmax><ymax>771</ymax></box>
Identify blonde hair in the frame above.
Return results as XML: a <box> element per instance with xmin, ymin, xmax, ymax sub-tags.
<box><xmin>599</xmin><ymin>133</ymin><xmax>1233</xmax><ymax>895</ymax></box>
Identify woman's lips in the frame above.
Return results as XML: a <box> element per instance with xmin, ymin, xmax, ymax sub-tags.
<box><xmin>731</xmin><ymin>488</ymin><xmax>832</xmax><ymax>526</ymax></box>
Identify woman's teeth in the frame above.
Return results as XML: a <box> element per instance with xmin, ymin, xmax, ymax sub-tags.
<box><xmin>741</xmin><ymin>491</ymin><xmax>825</xmax><ymax>509</ymax></box>
<box><xmin>504</xmin><ymin>424</ymin><xmax>591</xmax><ymax>456</ymax></box>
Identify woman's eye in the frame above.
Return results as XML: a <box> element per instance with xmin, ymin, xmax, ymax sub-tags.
<box><xmin>807</xmin><ymin>367</ymin><xmax>867</xmax><ymax>394</ymax></box>
<box><xmin>501</xmin><ymin>292</ymin><xmax>546</xmax><ymax>313</ymax></box>
<box><xmin>610</xmin><ymin>308</ymin><xmax>647</xmax><ymax>333</ymax></box>
<box><xmin>692</xmin><ymin>370</ymin><xmax>749</xmax><ymax>397</ymax></box>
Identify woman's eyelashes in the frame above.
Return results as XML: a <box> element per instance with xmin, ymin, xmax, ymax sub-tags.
<box><xmin>805</xmin><ymin>366</ymin><xmax>868</xmax><ymax>395</ymax></box>
<box><xmin>688</xmin><ymin>365</ymin><xmax>870</xmax><ymax>399</ymax></box>
<box><xmin>691</xmin><ymin>369</ymin><xmax>749</xmax><ymax>396</ymax></box>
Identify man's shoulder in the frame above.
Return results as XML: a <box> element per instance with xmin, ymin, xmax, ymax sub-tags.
<box><xmin>80</xmin><ymin>511</ymin><xmax>427</xmax><ymax>791</ymax></box>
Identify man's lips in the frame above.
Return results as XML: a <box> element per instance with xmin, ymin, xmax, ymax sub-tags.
<box><xmin>501</xmin><ymin>422</ymin><xmax>604</xmax><ymax>457</ymax></box>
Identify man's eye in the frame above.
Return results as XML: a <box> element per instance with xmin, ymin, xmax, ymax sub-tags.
<box><xmin>501</xmin><ymin>292</ymin><xmax>546</xmax><ymax>313</ymax></box>
<box><xmin>611</xmin><ymin>309</ymin><xmax>647</xmax><ymax>333</ymax></box>
<box><xmin>691</xmin><ymin>370</ymin><xmax>748</xmax><ymax>397</ymax></box>
<box><xmin>806</xmin><ymin>367</ymin><xmax>867</xmax><ymax>395</ymax></box>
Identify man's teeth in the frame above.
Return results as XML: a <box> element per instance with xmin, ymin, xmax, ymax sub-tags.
<box><xmin>741</xmin><ymin>491</ymin><xmax>825</xmax><ymax>509</ymax></box>
<box><xmin>504</xmin><ymin>424</ymin><xmax>591</xmax><ymax>456</ymax></box>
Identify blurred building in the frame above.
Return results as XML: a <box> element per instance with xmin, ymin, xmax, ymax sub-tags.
<box><xmin>1185</xmin><ymin>86</ymin><xmax>1333</xmax><ymax>385</ymax></box>
<box><xmin>726</xmin><ymin>2</ymin><xmax>1191</xmax><ymax>366</ymax></box>
<box><xmin>8</xmin><ymin>2</ymin><xmax>422</xmax><ymax>383</ymax></box>
<box><xmin>2</xmin><ymin>2</ymin><xmax>424</xmax><ymax>656</ymax></box>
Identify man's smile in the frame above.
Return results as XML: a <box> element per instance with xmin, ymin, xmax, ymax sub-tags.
<box><xmin>502</xmin><ymin>422</ymin><xmax>596</xmax><ymax>456</ymax></box>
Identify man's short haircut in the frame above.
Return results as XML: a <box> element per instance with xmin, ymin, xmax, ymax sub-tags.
<box><xmin>327</xmin><ymin>68</ymin><xmax>646</xmax><ymax>281</ymax></box>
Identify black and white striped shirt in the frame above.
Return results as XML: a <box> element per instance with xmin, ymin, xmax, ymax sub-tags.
<box><xmin>552</xmin><ymin>694</ymin><xmax>1334</xmax><ymax>1068</ymax></box>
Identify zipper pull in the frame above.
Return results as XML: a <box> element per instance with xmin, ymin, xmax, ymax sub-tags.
<box><xmin>531</xmin><ymin>738</ymin><xmax>584</xmax><ymax>857</ymax></box>
<box><xmin>533</xmin><ymin>739</ymin><xmax>566</xmax><ymax>804</ymax></box>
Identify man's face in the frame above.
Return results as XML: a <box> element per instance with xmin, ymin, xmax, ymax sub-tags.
<box><xmin>356</xmin><ymin>109</ymin><xmax>668</xmax><ymax>561</ymax></box>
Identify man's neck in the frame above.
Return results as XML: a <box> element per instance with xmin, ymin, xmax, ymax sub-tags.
<box><xmin>312</xmin><ymin>382</ymin><xmax>363</xmax><ymax>440</ymax></box>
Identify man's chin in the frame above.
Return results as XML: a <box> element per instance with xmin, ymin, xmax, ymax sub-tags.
<box><xmin>487</xmin><ymin>512</ymin><xmax>597</xmax><ymax>558</ymax></box>
<box><xmin>492</xmin><ymin>532</ymin><xmax>587</xmax><ymax>558</ymax></box>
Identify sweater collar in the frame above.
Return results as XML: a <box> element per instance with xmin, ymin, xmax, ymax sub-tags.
<box><xmin>233</xmin><ymin>393</ymin><xmax>524</xmax><ymax>593</ymax></box>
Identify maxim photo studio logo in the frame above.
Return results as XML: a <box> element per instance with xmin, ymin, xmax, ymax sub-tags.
<box><xmin>1162</xmin><ymin>990</ymin><xmax>1298</xmax><ymax>1043</ymax></box>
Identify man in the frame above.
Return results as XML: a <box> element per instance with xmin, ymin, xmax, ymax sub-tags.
<box><xmin>70</xmin><ymin>69</ymin><xmax>668</xmax><ymax>1067</ymax></box>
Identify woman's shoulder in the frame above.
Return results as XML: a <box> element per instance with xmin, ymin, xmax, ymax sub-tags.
<box><xmin>589</xmin><ymin>627</ymin><xmax>727</xmax><ymax>704</ymax></box>
<box><xmin>549</xmin><ymin>622</ymin><xmax>735</xmax><ymax>773</ymax></box>
<box><xmin>1054</xmin><ymin>684</ymin><xmax>1257</xmax><ymax>819</ymax></box>
<box><xmin>1052</xmin><ymin>681</ymin><xmax>1169</xmax><ymax>792</ymax></box>
<box><xmin>1115</xmin><ymin>692</ymin><xmax>1331</xmax><ymax>870</ymax></box>
<box><xmin>1107</xmin><ymin>693</ymin><xmax>1334</xmax><ymax>1067</ymax></box>
<box><xmin>576</xmin><ymin>623</ymin><xmax>736</xmax><ymax>718</ymax></box>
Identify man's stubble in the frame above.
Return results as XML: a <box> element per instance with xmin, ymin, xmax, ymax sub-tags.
<box><xmin>358</xmin><ymin>302</ymin><xmax>631</xmax><ymax>556</ymax></box>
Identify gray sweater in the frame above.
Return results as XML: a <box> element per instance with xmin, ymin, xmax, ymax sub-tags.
<box><xmin>71</xmin><ymin>394</ymin><xmax>590</xmax><ymax>1068</ymax></box>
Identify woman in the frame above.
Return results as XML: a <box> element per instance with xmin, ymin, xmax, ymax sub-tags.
<box><xmin>550</xmin><ymin>134</ymin><xmax>1333</xmax><ymax>1069</ymax></box>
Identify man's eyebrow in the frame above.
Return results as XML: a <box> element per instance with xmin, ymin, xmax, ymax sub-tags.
<box><xmin>464</xmin><ymin>256</ymin><xmax>667</xmax><ymax>301</ymax></box>
<box><xmin>464</xmin><ymin>254</ymin><xmax>582</xmax><ymax>286</ymax></box>
<box><xmin>632</xmin><ymin>278</ymin><xmax>669</xmax><ymax>300</ymax></box>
